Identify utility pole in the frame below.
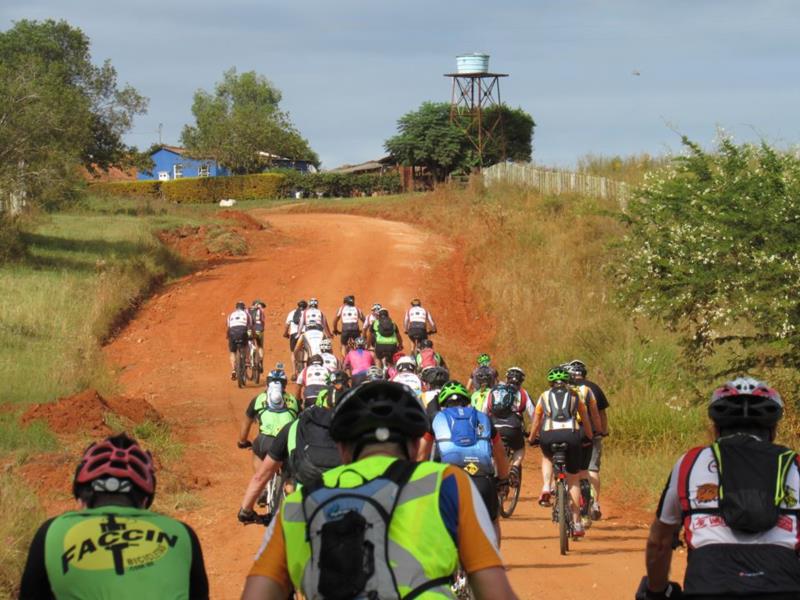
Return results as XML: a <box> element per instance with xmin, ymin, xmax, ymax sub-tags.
<box><xmin>158</xmin><ymin>123</ymin><xmax>163</xmax><ymax>145</ymax></box>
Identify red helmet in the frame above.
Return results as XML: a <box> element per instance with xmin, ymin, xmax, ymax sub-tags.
<box><xmin>73</xmin><ymin>434</ymin><xmax>156</xmax><ymax>506</ymax></box>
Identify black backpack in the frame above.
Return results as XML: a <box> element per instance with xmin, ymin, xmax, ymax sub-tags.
<box><xmin>292</xmin><ymin>307</ymin><xmax>303</xmax><ymax>325</ymax></box>
<box><xmin>289</xmin><ymin>408</ymin><xmax>342</xmax><ymax>487</ymax></box>
<box><xmin>490</xmin><ymin>384</ymin><xmax>515</xmax><ymax>418</ymax></box>
<box><xmin>546</xmin><ymin>387</ymin><xmax>576</xmax><ymax>422</ymax></box>
<box><xmin>377</xmin><ymin>316</ymin><xmax>394</xmax><ymax>338</ymax></box>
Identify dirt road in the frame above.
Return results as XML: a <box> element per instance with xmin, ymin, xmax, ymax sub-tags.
<box><xmin>106</xmin><ymin>211</ymin><xmax>681</xmax><ymax>599</ymax></box>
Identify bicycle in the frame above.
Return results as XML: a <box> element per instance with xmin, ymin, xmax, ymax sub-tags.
<box><xmin>498</xmin><ymin>442</ymin><xmax>521</xmax><ymax>518</ymax></box>
<box><xmin>235</xmin><ymin>339</ymin><xmax>248</xmax><ymax>388</ymax></box>
<box><xmin>248</xmin><ymin>337</ymin><xmax>263</xmax><ymax>384</ymax></box>
<box><xmin>451</xmin><ymin>564</ymin><xmax>473</xmax><ymax>600</ymax></box>
<box><xmin>257</xmin><ymin>470</ymin><xmax>286</xmax><ymax>517</ymax></box>
<box><xmin>551</xmin><ymin>442</ymin><xmax>573</xmax><ymax>555</ymax></box>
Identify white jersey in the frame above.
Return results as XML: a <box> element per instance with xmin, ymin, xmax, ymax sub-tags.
<box><xmin>300</xmin><ymin>307</ymin><xmax>325</xmax><ymax>332</ymax></box>
<box><xmin>301</xmin><ymin>330</ymin><xmax>324</xmax><ymax>356</ymax></box>
<box><xmin>285</xmin><ymin>309</ymin><xmax>302</xmax><ymax>336</ymax></box>
<box><xmin>391</xmin><ymin>372</ymin><xmax>423</xmax><ymax>394</ymax></box>
<box><xmin>227</xmin><ymin>309</ymin><xmax>249</xmax><ymax>329</ymax></box>
<box><xmin>298</xmin><ymin>364</ymin><xmax>329</xmax><ymax>387</ymax></box>
<box><xmin>337</xmin><ymin>305</ymin><xmax>362</xmax><ymax>328</ymax></box>
<box><xmin>658</xmin><ymin>445</ymin><xmax>800</xmax><ymax>550</ymax></box>
<box><xmin>321</xmin><ymin>352</ymin><xmax>339</xmax><ymax>372</ymax></box>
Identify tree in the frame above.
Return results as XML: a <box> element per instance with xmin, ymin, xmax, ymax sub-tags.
<box><xmin>616</xmin><ymin>137</ymin><xmax>800</xmax><ymax>376</ymax></box>
<box><xmin>180</xmin><ymin>68</ymin><xmax>318</xmax><ymax>174</ymax></box>
<box><xmin>384</xmin><ymin>102</ymin><xmax>535</xmax><ymax>181</ymax></box>
<box><xmin>0</xmin><ymin>19</ymin><xmax>147</xmax><ymax>210</ymax></box>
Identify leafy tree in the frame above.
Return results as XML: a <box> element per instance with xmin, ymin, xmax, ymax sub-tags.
<box><xmin>0</xmin><ymin>19</ymin><xmax>147</xmax><ymax>210</ymax></box>
<box><xmin>616</xmin><ymin>137</ymin><xmax>800</xmax><ymax>375</ymax></box>
<box><xmin>181</xmin><ymin>68</ymin><xmax>318</xmax><ymax>174</ymax></box>
<box><xmin>385</xmin><ymin>102</ymin><xmax>535</xmax><ymax>181</ymax></box>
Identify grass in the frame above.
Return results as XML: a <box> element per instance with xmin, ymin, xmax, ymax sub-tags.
<box><xmin>282</xmin><ymin>182</ymin><xmax>708</xmax><ymax>506</ymax></box>
<box><xmin>0</xmin><ymin>474</ymin><xmax>43</xmax><ymax>600</ymax></box>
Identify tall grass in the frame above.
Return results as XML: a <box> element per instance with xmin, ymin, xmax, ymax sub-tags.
<box><xmin>576</xmin><ymin>152</ymin><xmax>670</xmax><ymax>185</ymax></box>
<box><xmin>0</xmin><ymin>474</ymin><xmax>43</xmax><ymax>600</ymax></box>
<box><xmin>286</xmin><ymin>183</ymin><xmax>707</xmax><ymax>505</ymax></box>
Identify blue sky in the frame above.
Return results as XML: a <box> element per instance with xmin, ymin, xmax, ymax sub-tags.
<box><xmin>3</xmin><ymin>1</ymin><xmax>799</xmax><ymax>169</ymax></box>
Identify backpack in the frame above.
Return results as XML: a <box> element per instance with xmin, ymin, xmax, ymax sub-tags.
<box><xmin>546</xmin><ymin>387</ymin><xmax>577</xmax><ymax>422</ymax></box>
<box><xmin>444</xmin><ymin>408</ymin><xmax>480</xmax><ymax>447</ymax></box>
<box><xmin>417</xmin><ymin>348</ymin><xmax>438</xmax><ymax>370</ymax></box>
<box><xmin>288</xmin><ymin>409</ymin><xmax>341</xmax><ymax>487</ymax></box>
<box><xmin>300</xmin><ymin>460</ymin><xmax>451</xmax><ymax>600</ymax></box>
<box><xmin>489</xmin><ymin>384</ymin><xmax>516</xmax><ymax>418</ymax></box>
<box><xmin>292</xmin><ymin>307</ymin><xmax>303</xmax><ymax>325</ymax></box>
<box><xmin>377</xmin><ymin>316</ymin><xmax>394</xmax><ymax>338</ymax></box>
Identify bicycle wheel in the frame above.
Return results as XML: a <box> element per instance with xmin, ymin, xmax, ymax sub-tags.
<box><xmin>237</xmin><ymin>346</ymin><xmax>247</xmax><ymax>388</ymax></box>
<box><xmin>557</xmin><ymin>480</ymin><xmax>569</xmax><ymax>555</ymax></box>
<box><xmin>499</xmin><ymin>463</ymin><xmax>521</xmax><ymax>518</ymax></box>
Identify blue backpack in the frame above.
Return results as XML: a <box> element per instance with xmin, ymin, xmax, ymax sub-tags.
<box><xmin>432</xmin><ymin>406</ymin><xmax>494</xmax><ymax>476</ymax></box>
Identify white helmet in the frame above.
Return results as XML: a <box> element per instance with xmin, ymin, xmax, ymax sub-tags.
<box><xmin>309</xmin><ymin>297</ymin><xmax>319</xmax><ymax>308</ymax></box>
<box><xmin>396</xmin><ymin>356</ymin><xmax>416</xmax><ymax>372</ymax></box>
<box><xmin>320</xmin><ymin>338</ymin><xmax>333</xmax><ymax>353</ymax></box>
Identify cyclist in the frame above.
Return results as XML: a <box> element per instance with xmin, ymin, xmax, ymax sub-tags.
<box><xmin>315</xmin><ymin>370</ymin><xmax>350</xmax><ymax>409</ymax></box>
<box><xmin>528</xmin><ymin>366</ymin><xmax>594</xmax><ymax>538</ymax></box>
<box><xmin>295</xmin><ymin>354</ymin><xmax>329</xmax><ymax>409</ymax></box>
<box><xmin>318</xmin><ymin>338</ymin><xmax>340</xmax><ymax>372</ymax></box>
<box><xmin>238</xmin><ymin>370</ymin><xmax>299</xmax><ymax>471</ymax></box>
<box><xmin>249</xmin><ymin>299</ymin><xmax>267</xmax><ymax>367</ymax></box>
<box><xmin>298</xmin><ymin>297</ymin><xmax>332</xmax><ymax>337</ymax></box>
<box><xmin>283</xmin><ymin>299</ymin><xmax>306</xmax><ymax>353</ymax></box>
<box><xmin>403</xmin><ymin>298</ymin><xmax>437</xmax><ymax>352</ymax></box>
<box><xmin>371</xmin><ymin>308</ymin><xmax>403</xmax><ymax>368</ymax></box>
<box><xmin>390</xmin><ymin>355</ymin><xmax>423</xmax><ymax>396</ymax></box>
<box><xmin>568</xmin><ymin>358</ymin><xmax>609</xmax><ymax>521</ymax></box>
<box><xmin>242</xmin><ymin>381</ymin><xmax>517</xmax><ymax>600</ymax></box>
<box><xmin>292</xmin><ymin>322</ymin><xmax>325</xmax><ymax>377</ymax></box>
<box><xmin>332</xmin><ymin>294</ymin><xmax>364</xmax><ymax>356</ymax></box>
<box><xmin>227</xmin><ymin>300</ymin><xmax>252</xmax><ymax>380</ymax></box>
<box><xmin>418</xmin><ymin>381</ymin><xmax>510</xmax><ymax>544</ymax></box>
<box><xmin>238</xmin><ymin>383</ymin><xmax>342</xmax><ymax>522</ymax></box>
<box><xmin>342</xmin><ymin>336</ymin><xmax>377</xmax><ymax>386</ymax></box>
<box><xmin>471</xmin><ymin>367</ymin><xmax>495</xmax><ymax>412</ymax></box>
<box><xmin>422</xmin><ymin>366</ymin><xmax>450</xmax><ymax>408</ymax></box>
<box><xmin>642</xmin><ymin>378</ymin><xmax>800</xmax><ymax>599</ymax></box>
<box><xmin>414</xmin><ymin>337</ymin><xmax>447</xmax><ymax>377</ymax></box>
<box><xmin>468</xmin><ymin>353</ymin><xmax>499</xmax><ymax>392</ymax></box>
<box><xmin>20</xmin><ymin>433</ymin><xmax>209</xmax><ymax>599</ymax></box>
<box><xmin>362</xmin><ymin>302</ymin><xmax>382</xmax><ymax>342</ymax></box>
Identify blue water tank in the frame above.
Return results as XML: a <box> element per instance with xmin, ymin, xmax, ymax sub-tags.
<box><xmin>456</xmin><ymin>53</ymin><xmax>490</xmax><ymax>74</ymax></box>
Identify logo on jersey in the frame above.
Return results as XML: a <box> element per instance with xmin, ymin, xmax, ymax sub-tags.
<box><xmin>695</xmin><ymin>484</ymin><xmax>719</xmax><ymax>503</ymax></box>
<box><xmin>784</xmin><ymin>486</ymin><xmax>797</xmax><ymax>507</ymax></box>
<box><xmin>463</xmin><ymin>462</ymin><xmax>479</xmax><ymax>476</ymax></box>
<box><xmin>61</xmin><ymin>515</ymin><xmax>178</xmax><ymax>575</ymax></box>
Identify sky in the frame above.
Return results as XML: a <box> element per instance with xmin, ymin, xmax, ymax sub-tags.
<box><xmin>3</xmin><ymin>1</ymin><xmax>800</xmax><ymax>169</ymax></box>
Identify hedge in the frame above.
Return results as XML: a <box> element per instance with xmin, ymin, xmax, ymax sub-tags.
<box><xmin>91</xmin><ymin>171</ymin><xmax>401</xmax><ymax>202</ymax></box>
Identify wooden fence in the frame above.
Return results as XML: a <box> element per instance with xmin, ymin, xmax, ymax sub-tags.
<box><xmin>483</xmin><ymin>162</ymin><xmax>630</xmax><ymax>208</ymax></box>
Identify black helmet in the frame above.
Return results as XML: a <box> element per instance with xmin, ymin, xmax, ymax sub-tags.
<box><xmin>297</xmin><ymin>299</ymin><xmax>308</xmax><ymax>309</ymax></box>
<box><xmin>568</xmin><ymin>359</ymin><xmax>587</xmax><ymax>378</ymax></box>
<box><xmin>424</xmin><ymin>366</ymin><xmax>450</xmax><ymax>388</ymax></box>
<box><xmin>331</xmin><ymin>382</ymin><xmax>428</xmax><ymax>455</ymax></box>
<box><xmin>419</xmin><ymin>338</ymin><xmax>433</xmax><ymax>349</ymax></box>
<box><xmin>411</xmin><ymin>298</ymin><xmax>422</xmax><ymax>306</ymax></box>
<box><xmin>252</xmin><ymin>299</ymin><xmax>266</xmax><ymax>308</ymax></box>
<box><xmin>343</xmin><ymin>295</ymin><xmax>355</xmax><ymax>305</ymax></box>
<box><xmin>235</xmin><ymin>300</ymin><xmax>246</xmax><ymax>310</ymax></box>
<box><xmin>506</xmin><ymin>366</ymin><xmax>525</xmax><ymax>385</ymax></box>
<box><xmin>709</xmin><ymin>377</ymin><xmax>784</xmax><ymax>430</ymax></box>
<box><xmin>328</xmin><ymin>370</ymin><xmax>350</xmax><ymax>387</ymax></box>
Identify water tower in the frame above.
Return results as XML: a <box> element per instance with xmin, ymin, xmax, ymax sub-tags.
<box><xmin>445</xmin><ymin>53</ymin><xmax>508</xmax><ymax>169</ymax></box>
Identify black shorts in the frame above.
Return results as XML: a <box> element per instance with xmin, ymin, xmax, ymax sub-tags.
<box><xmin>407</xmin><ymin>324</ymin><xmax>427</xmax><ymax>342</ymax></box>
<box><xmin>351</xmin><ymin>371</ymin><xmax>368</xmax><ymax>387</ymax></box>
<box><xmin>340</xmin><ymin>325</ymin><xmax>359</xmax><ymax>346</ymax></box>
<box><xmin>498</xmin><ymin>427</ymin><xmax>525</xmax><ymax>453</ymax></box>
<box><xmin>289</xmin><ymin>333</ymin><xmax>299</xmax><ymax>352</ymax></box>
<box><xmin>540</xmin><ymin>429</ymin><xmax>582</xmax><ymax>475</ymax></box>
<box><xmin>228</xmin><ymin>326</ymin><xmax>248</xmax><ymax>352</ymax></box>
<box><xmin>253</xmin><ymin>433</ymin><xmax>275</xmax><ymax>460</ymax></box>
<box><xmin>374</xmin><ymin>343</ymin><xmax>398</xmax><ymax>360</ymax></box>
<box><xmin>470</xmin><ymin>474</ymin><xmax>499</xmax><ymax>522</ymax></box>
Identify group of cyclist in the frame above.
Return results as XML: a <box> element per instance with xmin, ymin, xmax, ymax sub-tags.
<box><xmin>18</xmin><ymin>292</ymin><xmax>800</xmax><ymax>599</ymax></box>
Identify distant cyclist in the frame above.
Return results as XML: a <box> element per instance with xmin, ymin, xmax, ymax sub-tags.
<box><xmin>20</xmin><ymin>434</ymin><xmax>209</xmax><ymax>599</ymax></box>
<box><xmin>298</xmin><ymin>297</ymin><xmax>332</xmax><ymax>337</ymax></box>
<box><xmin>390</xmin><ymin>355</ymin><xmax>423</xmax><ymax>396</ymax></box>
<box><xmin>362</xmin><ymin>302</ymin><xmax>382</xmax><ymax>342</ymax></box>
<box><xmin>292</xmin><ymin>321</ymin><xmax>325</xmax><ymax>377</ymax></box>
<box><xmin>332</xmin><ymin>294</ymin><xmax>364</xmax><ymax>356</ymax></box>
<box><xmin>371</xmin><ymin>308</ymin><xmax>403</xmax><ymax>368</ymax></box>
<box><xmin>249</xmin><ymin>299</ymin><xmax>267</xmax><ymax>367</ymax></box>
<box><xmin>404</xmin><ymin>298</ymin><xmax>437</xmax><ymax>352</ymax></box>
<box><xmin>414</xmin><ymin>338</ymin><xmax>446</xmax><ymax>377</ymax></box>
<box><xmin>318</xmin><ymin>338</ymin><xmax>340</xmax><ymax>372</ymax></box>
<box><xmin>471</xmin><ymin>367</ymin><xmax>496</xmax><ymax>412</ymax></box>
<box><xmin>283</xmin><ymin>299</ymin><xmax>307</xmax><ymax>353</ymax></box>
<box><xmin>315</xmin><ymin>370</ymin><xmax>350</xmax><ymax>410</ymax></box>
<box><xmin>342</xmin><ymin>336</ymin><xmax>377</xmax><ymax>386</ymax></box>
<box><xmin>227</xmin><ymin>300</ymin><xmax>252</xmax><ymax>380</ymax></box>
<box><xmin>468</xmin><ymin>353</ymin><xmax>499</xmax><ymax>392</ymax></box>
<box><xmin>528</xmin><ymin>366</ymin><xmax>594</xmax><ymax>538</ymax></box>
<box><xmin>642</xmin><ymin>378</ymin><xmax>800</xmax><ymax>599</ymax></box>
<box><xmin>238</xmin><ymin>370</ymin><xmax>299</xmax><ymax>471</ymax></box>
<box><xmin>295</xmin><ymin>354</ymin><xmax>329</xmax><ymax>409</ymax></box>
<box><xmin>422</xmin><ymin>366</ymin><xmax>450</xmax><ymax>408</ymax></box>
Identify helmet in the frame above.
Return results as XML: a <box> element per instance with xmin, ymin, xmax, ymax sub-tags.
<box><xmin>475</xmin><ymin>365</ymin><xmax>494</xmax><ymax>385</ymax></box>
<box><xmin>327</xmin><ymin>370</ymin><xmax>349</xmax><ymax>386</ymax></box>
<box><xmin>309</xmin><ymin>297</ymin><xmax>319</xmax><ymax>308</ymax></box>
<box><xmin>330</xmin><ymin>382</ymin><xmax>429</xmax><ymax>453</ymax></box>
<box><xmin>547</xmin><ymin>366</ymin><xmax>570</xmax><ymax>383</ymax></box>
<box><xmin>309</xmin><ymin>354</ymin><xmax>324</xmax><ymax>366</ymax></box>
<box><xmin>73</xmin><ymin>434</ymin><xmax>156</xmax><ymax>507</ymax></box>
<box><xmin>365</xmin><ymin>365</ymin><xmax>385</xmax><ymax>382</ymax></box>
<box><xmin>437</xmin><ymin>380</ymin><xmax>471</xmax><ymax>407</ymax></box>
<box><xmin>297</xmin><ymin>299</ymin><xmax>308</xmax><ymax>309</ymax></box>
<box><xmin>252</xmin><ymin>299</ymin><xmax>266</xmax><ymax>308</ymax></box>
<box><xmin>506</xmin><ymin>367</ymin><xmax>525</xmax><ymax>385</ymax></box>
<box><xmin>396</xmin><ymin>356</ymin><xmax>416</xmax><ymax>372</ymax></box>
<box><xmin>477</xmin><ymin>353</ymin><xmax>491</xmax><ymax>366</ymax></box>
<box><xmin>411</xmin><ymin>298</ymin><xmax>421</xmax><ymax>306</ymax></box>
<box><xmin>235</xmin><ymin>301</ymin><xmax>246</xmax><ymax>310</ymax></box>
<box><xmin>709</xmin><ymin>377</ymin><xmax>784</xmax><ymax>430</ymax></box>
<box><xmin>343</xmin><ymin>295</ymin><xmax>355</xmax><ymax>305</ymax></box>
<box><xmin>419</xmin><ymin>338</ymin><xmax>433</xmax><ymax>349</ymax></box>
<box><xmin>354</xmin><ymin>336</ymin><xmax>367</xmax><ymax>349</ymax></box>
<box><xmin>267</xmin><ymin>369</ymin><xmax>288</xmax><ymax>388</ymax></box>
<box><xmin>378</xmin><ymin>308</ymin><xmax>389</xmax><ymax>318</ymax></box>
<box><xmin>320</xmin><ymin>338</ymin><xmax>333</xmax><ymax>353</ymax></box>
<box><xmin>422</xmin><ymin>366</ymin><xmax>450</xmax><ymax>388</ymax></box>
<box><xmin>371</xmin><ymin>303</ymin><xmax>382</xmax><ymax>312</ymax></box>
<box><xmin>267</xmin><ymin>381</ymin><xmax>285</xmax><ymax>410</ymax></box>
<box><xmin>568</xmin><ymin>359</ymin><xmax>587</xmax><ymax>378</ymax></box>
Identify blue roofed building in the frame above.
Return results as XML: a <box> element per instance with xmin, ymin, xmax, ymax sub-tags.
<box><xmin>138</xmin><ymin>146</ymin><xmax>229</xmax><ymax>181</ymax></box>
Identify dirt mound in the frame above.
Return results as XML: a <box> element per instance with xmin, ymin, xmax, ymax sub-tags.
<box><xmin>22</xmin><ymin>388</ymin><xmax>161</xmax><ymax>435</ymax></box>
<box><xmin>216</xmin><ymin>210</ymin><xmax>264</xmax><ymax>230</ymax></box>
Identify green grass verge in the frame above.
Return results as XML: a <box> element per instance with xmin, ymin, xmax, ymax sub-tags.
<box><xmin>0</xmin><ymin>474</ymin><xmax>44</xmax><ymax>600</ymax></box>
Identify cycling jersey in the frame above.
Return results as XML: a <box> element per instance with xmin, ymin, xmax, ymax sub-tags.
<box><xmin>298</xmin><ymin>308</ymin><xmax>325</xmax><ymax>332</ymax></box>
<box><xmin>415</xmin><ymin>348</ymin><xmax>443</xmax><ymax>371</ymax></box>
<box><xmin>391</xmin><ymin>372</ymin><xmax>422</xmax><ymax>395</ymax></box>
<box><xmin>20</xmin><ymin>506</ymin><xmax>208</xmax><ymax>600</ymax></box>
<box><xmin>249</xmin><ymin>306</ymin><xmax>265</xmax><ymax>332</ymax></box>
<box><xmin>403</xmin><ymin>306</ymin><xmax>435</xmax><ymax>331</ymax></box>
<box><xmin>363</xmin><ymin>312</ymin><xmax>378</xmax><ymax>334</ymax></box>
<box><xmin>285</xmin><ymin>308</ymin><xmax>302</xmax><ymax>337</ymax></box>
<box><xmin>336</xmin><ymin>305</ymin><xmax>362</xmax><ymax>330</ymax></box>
<box><xmin>535</xmin><ymin>387</ymin><xmax>581</xmax><ymax>432</ymax></box>
<box><xmin>297</xmin><ymin>364</ymin><xmax>328</xmax><ymax>402</ymax></box>
<box><xmin>299</xmin><ymin>330</ymin><xmax>324</xmax><ymax>357</ymax></box>
<box><xmin>227</xmin><ymin>309</ymin><xmax>251</xmax><ymax>329</ymax></box>
<box><xmin>343</xmin><ymin>349</ymin><xmax>374</xmax><ymax>375</ymax></box>
<box><xmin>471</xmin><ymin>388</ymin><xmax>491</xmax><ymax>412</ymax></box>
<box><xmin>320</xmin><ymin>352</ymin><xmax>339</xmax><ymax>372</ymax></box>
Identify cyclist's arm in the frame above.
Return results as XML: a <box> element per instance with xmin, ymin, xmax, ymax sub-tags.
<box><xmin>576</xmin><ymin>401</ymin><xmax>593</xmax><ymax>440</ymax></box>
<box><xmin>427</xmin><ymin>311</ymin><xmax>437</xmax><ymax>332</ymax></box>
<box><xmin>528</xmin><ymin>402</ymin><xmax>544</xmax><ymax>442</ymax></box>
<box><xmin>600</xmin><ymin>409</ymin><xmax>609</xmax><ymax>436</ymax></box>
<box><xmin>241</xmin><ymin>455</ymin><xmax>282</xmax><ymax>512</ymax></box>
<box><xmin>244</xmin><ymin>516</ymin><xmax>291</xmax><ymax>600</ymax></box>
<box><xmin>239</xmin><ymin>397</ymin><xmax>258</xmax><ymax>444</ymax></box>
<box><xmin>395</xmin><ymin>326</ymin><xmax>404</xmax><ymax>350</ymax></box>
<box><xmin>416</xmin><ymin>434</ymin><xmax>434</xmax><ymax>462</ymax></box>
<box><xmin>322</xmin><ymin>314</ymin><xmax>333</xmax><ymax>337</ymax></box>
<box><xmin>470</xmin><ymin>567</ymin><xmax>519</xmax><ymax>600</ymax></box>
<box><xmin>19</xmin><ymin>518</ymin><xmax>55</xmax><ymax>600</ymax></box>
<box><xmin>587</xmin><ymin>391</ymin><xmax>602</xmax><ymax>434</ymax></box>
<box><xmin>645</xmin><ymin>518</ymin><xmax>680</xmax><ymax>594</ymax></box>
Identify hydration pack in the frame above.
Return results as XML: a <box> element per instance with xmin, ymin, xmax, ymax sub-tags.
<box><xmin>490</xmin><ymin>384</ymin><xmax>516</xmax><ymax>418</ymax></box>
<box><xmin>292</xmin><ymin>307</ymin><xmax>303</xmax><ymax>325</ymax></box>
<box><xmin>432</xmin><ymin>406</ymin><xmax>494</xmax><ymax>476</ymax></box>
<box><xmin>546</xmin><ymin>387</ymin><xmax>577</xmax><ymax>422</ymax></box>
<box><xmin>377</xmin><ymin>316</ymin><xmax>394</xmax><ymax>338</ymax></box>
<box><xmin>288</xmin><ymin>409</ymin><xmax>341</xmax><ymax>487</ymax></box>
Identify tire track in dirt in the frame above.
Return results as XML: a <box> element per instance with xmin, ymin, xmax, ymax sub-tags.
<box><xmin>105</xmin><ymin>211</ymin><xmax>683</xmax><ymax>599</ymax></box>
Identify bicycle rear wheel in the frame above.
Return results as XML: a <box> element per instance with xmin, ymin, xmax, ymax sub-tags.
<box><xmin>557</xmin><ymin>481</ymin><xmax>569</xmax><ymax>555</ymax></box>
<box><xmin>499</xmin><ymin>465</ymin><xmax>521</xmax><ymax>518</ymax></box>
<box><xmin>237</xmin><ymin>346</ymin><xmax>247</xmax><ymax>388</ymax></box>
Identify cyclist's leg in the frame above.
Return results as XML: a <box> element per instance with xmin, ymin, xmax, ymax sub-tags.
<box><xmin>589</xmin><ymin>436</ymin><xmax>603</xmax><ymax>516</ymax></box>
<box><xmin>471</xmin><ymin>474</ymin><xmax>501</xmax><ymax>546</ymax></box>
<box><xmin>564</xmin><ymin>432</ymin><xmax>584</xmax><ymax>531</ymax></box>
<box><xmin>252</xmin><ymin>433</ymin><xmax>272</xmax><ymax>472</ymax></box>
<box><xmin>538</xmin><ymin>433</ymin><xmax>555</xmax><ymax>505</ymax></box>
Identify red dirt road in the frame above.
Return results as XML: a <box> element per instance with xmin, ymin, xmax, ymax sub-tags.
<box><xmin>105</xmin><ymin>212</ymin><xmax>683</xmax><ymax>599</ymax></box>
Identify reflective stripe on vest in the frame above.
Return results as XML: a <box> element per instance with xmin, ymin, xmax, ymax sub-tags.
<box><xmin>281</xmin><ymin>456</ymin><xmax>458</xmax><ymax>599</ymax></box>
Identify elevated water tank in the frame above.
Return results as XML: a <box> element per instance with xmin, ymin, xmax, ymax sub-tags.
<box><xmin>456</xmin><ymin>53</ymin><xmax>489</xmax><ymax>74</ymax></box>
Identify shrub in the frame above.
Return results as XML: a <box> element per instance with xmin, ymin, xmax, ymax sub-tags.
<box><xmin>0</xmin><ymin>216</ymin><xmax>28</xmax><ymax>262</ymax></box>
<box><xmin>91</xmin><ymin>180</ymin><xmax>161</xmax><ymax>199</ymax></box>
